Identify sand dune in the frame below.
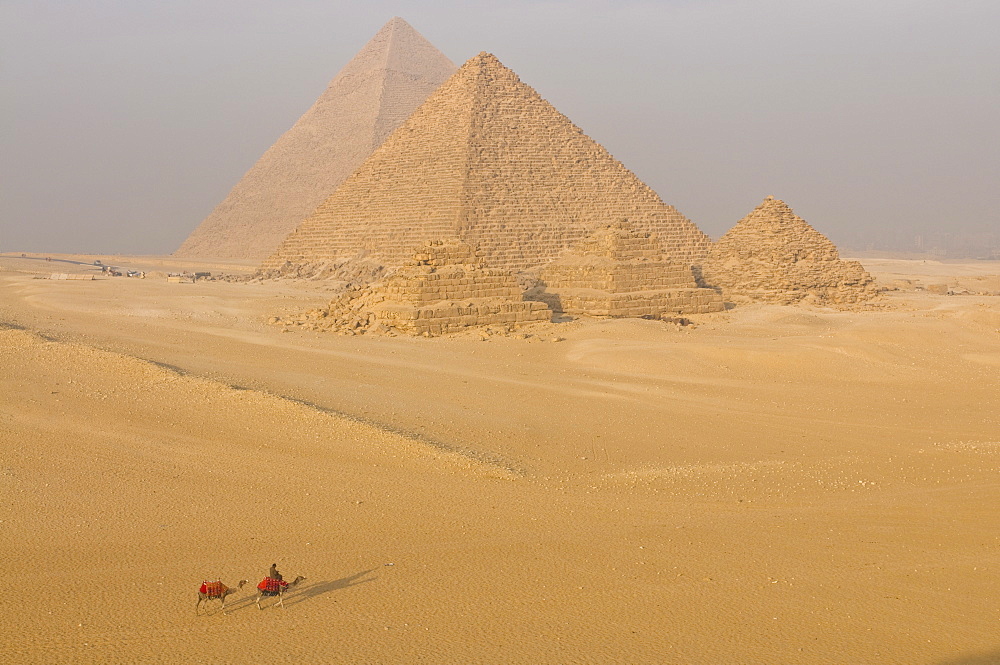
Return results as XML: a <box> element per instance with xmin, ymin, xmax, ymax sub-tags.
<box><xmin>1</xmin><ymin>254</ymin><xmax>998</xmax><ymax>663</ymax></box>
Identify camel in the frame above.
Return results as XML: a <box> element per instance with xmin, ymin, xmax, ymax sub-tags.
<box><xmin>256</xmin><ymin>575</ymin><xmax>306</xmax><ymax>609</ymax></box>
<box><xmin>196</xmin><ymin>579</ymin><xmax>247</xmax><ymax>615</ymax></box>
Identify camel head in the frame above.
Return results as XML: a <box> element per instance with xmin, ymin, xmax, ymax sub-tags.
<box><xmin>289</xmin><ymin>575</ymin><xmax>306</xmax><ymax>587</ymax></box>
<box><xmin>236</xmin><ymin>579</ymin><xmax>248</xmax><ymax>589</ymax></box>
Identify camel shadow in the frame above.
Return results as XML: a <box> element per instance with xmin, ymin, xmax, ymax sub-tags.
<box><xmin>207</xmin><ymin>593</ymin><xmax>258</xmax><ymax>614</ymax></box>
<box><xmin>196</xmin><ymin>569</ymin><xmax>378</xmax><ymax>614</ymax></box>
<box><xmin>282</xmin><ymin>569</ymin><xmax>378</xmax><ymax>607</ymax></box>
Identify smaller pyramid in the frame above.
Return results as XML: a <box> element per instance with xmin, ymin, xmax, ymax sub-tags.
<box><xmin>528</xmin><ymin>221</ymin><xmax>723</xmax><ymax>318</ymax></box>
<box><xmin>272</xmin><ymin>240</ymin><xmax>551</xmax><ymax>336</ymax></box>
<box><xmin>176</xmin><ymin>18</ymin><xmax>455</xmax><ymax>260</ymax></box>
<box><xmin>702</xmin><ymin>196</ymin><xmax>876</xmax><ymax>306</ymax></box>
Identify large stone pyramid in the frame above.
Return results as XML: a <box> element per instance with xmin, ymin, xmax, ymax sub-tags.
<box><xmin>175</xmin><ymin>18</ymin><xmax>456</xmax><ymax>259</ymax></box>
<box><xmin>702</xmin><ymin>196</ymin><xmax>876</xmax><ymax>305</ymax></box>
<box><xmin>261</xmin><ymin>52</ymin><xmax>711</xmax><ymax>276</ymax></box>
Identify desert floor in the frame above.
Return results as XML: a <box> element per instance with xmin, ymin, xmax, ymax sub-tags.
<box><xmin>1</xmin><ymin>253</ymin><xmax>998</xmax><ymax>664</ymax></box>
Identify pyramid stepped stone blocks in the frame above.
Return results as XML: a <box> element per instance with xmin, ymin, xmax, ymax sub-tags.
<box><xmin>176</xmin><ymin>18</ymin><xmax>455</xmax><ymax>259</ymax></box>
<box><xmin>527</xmin><ymin>221</ymin><xmax>724</xmax><ymax>318</ymax></box>
<box><xmin>262</xmin><ymin>52</ymin><xmax>711</xmax><ymax>277</ymax></box>
<box><xmin>702</xmin><ymin>196</ymin><xmax>877</xmax><ymax>306</ymax></box>
<box><xmin>273</xmin><ymin>240</ymin><xmax>551</xmax><ymax>336</ymax></box>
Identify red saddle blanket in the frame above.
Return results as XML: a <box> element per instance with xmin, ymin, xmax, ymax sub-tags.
<box><xmin>200</xmin><ymin>581</ymin><xmax>227</xmax><ymax>596</ymax></box>
<box><xmin>258</xmin><ymin>578</ymin><xmax>288</xmax><ymax>593</ymax></box>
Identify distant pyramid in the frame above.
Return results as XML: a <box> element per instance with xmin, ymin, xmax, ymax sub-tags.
<box><xmin>175</xmin><ymin>18</ymin><xmax>456</xmax><ymax>259</ymax></box>
<box><xmin>702</xmin><ymin>196</ymin><xmax>876</xmax><ymax>305</ymax></box>
<box><xmin>261</xmin><ymin>52</ymin><xmax>711</xmax><ymax>276</ymax></box>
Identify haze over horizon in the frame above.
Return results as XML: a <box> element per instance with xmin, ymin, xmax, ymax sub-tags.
<box><xmin>2</xmin><ymin>0</ymin><xmax>997</xmax><ymax>256</ymax></box>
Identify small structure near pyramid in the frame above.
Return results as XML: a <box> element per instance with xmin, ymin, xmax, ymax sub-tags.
<box><xmin>272</xmin><ymin>240</ymin><xmax>551</xmax><ymax>336</ymax></box>
<box><xmin>262</xmin><ymin>52</ymin><xmax>710</xmax><ymax>278</ymax></box>
<box><xmin>176</xmin><ymin>18</ymin><xmax>455</xmax><ymax>260</ymax></box>
<box><xmin>702</xmin><ymin>196</ymin><xmax>877</xmax><ymax>306</ymax></box>
<box><xmin>527</xmin><ymin>221</ymin><xmax>724</xmax><ymax>318</ymax></box>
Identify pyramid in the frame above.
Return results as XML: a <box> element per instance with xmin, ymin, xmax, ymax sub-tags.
<box><xmin>273</xmin><ymin>239</ymin><xmax>551</xmax><ymax>336</ymax></box>
<box><xmin>175</xmin><ymin>18</ymin><xmax>456</xmax><ymax>259</ymax></box>
<box><xmin>701</xmin><ymin>196</ymin><xmax>876</xmax><ymax>305</ymax></box>
<box><xmin>261</xmin><ymin>52</ymin><xmax>711</xmax><ymax>276</ymax></box>
<box><xmin>528</xmin><ymin>221</ymin><xmax>723</xmax><ymax>317</ymax></box>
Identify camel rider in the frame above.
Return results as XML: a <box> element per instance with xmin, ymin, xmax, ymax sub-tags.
<box><xmin>269</xmin><ymin>563</ymin><xmax>283</xmax><ymax>582</ymax></box>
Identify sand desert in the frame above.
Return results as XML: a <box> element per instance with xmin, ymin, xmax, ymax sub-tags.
<box><xmin>1</xmin><ymin>253</ymin><xmax>998</xmax><ymax>664</ymax></box>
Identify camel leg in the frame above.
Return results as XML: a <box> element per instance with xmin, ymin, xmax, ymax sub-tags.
<box><xmin>196</xmin><ymin>596</ymin><xmax>202</xmax><ymax>615</ymax></box>
<box><xmin>256</xmin><ymin>591</ymin><xmax>263</xmax><ymax>610</ymax></box>
<box><xmin>277</xmin><ymin>590</ymin><xmax>284</xmax><ymax>609</ymax></box>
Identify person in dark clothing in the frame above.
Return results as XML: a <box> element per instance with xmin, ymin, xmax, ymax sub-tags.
<box><xmin>268</xmin><ymin>563</ymin><xmax>283</xmax><ymax>582</ymax></box>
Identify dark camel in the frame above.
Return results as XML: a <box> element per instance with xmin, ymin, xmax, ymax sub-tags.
<box><xmin>256</xmin><ymin>575</ymin><xmax>306</xmax><ymax>609</ymax></box>
<box><xmin>196</xmin><ymin>579</ymin><xmax>247</xmax><ymax>614</ymax></box>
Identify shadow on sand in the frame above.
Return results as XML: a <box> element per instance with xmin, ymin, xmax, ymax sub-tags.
<box><xmin>201</xmin><ymin>592</ymin><xmax>256</xmax><ymax>615</ymax></box>
<box><xmin>282</xmin><ymin>569</ymin><xmax>378</xmax><ymax>607</ymax></box>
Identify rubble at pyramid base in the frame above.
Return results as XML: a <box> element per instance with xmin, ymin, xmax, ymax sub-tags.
<box><xmin>257</xmin><ymin>257</ymin><xmax>390</xmax><ymax>285</ymax></box>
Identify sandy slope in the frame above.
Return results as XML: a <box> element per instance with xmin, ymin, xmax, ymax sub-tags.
<box><xmin>1</xmin><ymin>254</ymin><xmax>999</xmax><ymax>664</ymax></box>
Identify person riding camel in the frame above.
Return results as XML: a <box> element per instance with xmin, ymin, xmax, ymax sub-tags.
<box><xmin>268</xmin><ymin>563</ymin><xmax>283</xmax><ymax>582</ymax></box>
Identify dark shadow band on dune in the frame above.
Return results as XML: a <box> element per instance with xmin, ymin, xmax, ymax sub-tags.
<box><xmin>145</xmin><ymin>359</ymin><xmax>190</xmax><ymax>376</ymax></box>
<box><xmin>278</xmin><ymin>393</ymin><xmax>526</xmax><ymax>476</ymax></box>
<box><xmin>1</xmin><ymin>322</ymin><xmax>525</xmax><ymax>477</ymax></box>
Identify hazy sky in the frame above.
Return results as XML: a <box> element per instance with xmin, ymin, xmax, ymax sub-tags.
<box><xmin>2</xmin><ymin>0</ymin><xmax>997</xmax><ymax>254</ymax></box>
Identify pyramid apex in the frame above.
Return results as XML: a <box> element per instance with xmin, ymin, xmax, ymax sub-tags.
<box><xmin>384</xmin><ymin>16</ymin><xmax>410</xmax><ymax>28</ymax></box>
<box><xmin>374</xmin><ymin>17</ymin><xmax>435</xmax><ymax>43</ymax></box>
<box><xmin>759</xmin><ymin>195</ymin><xmax>791</xmax><ymax>210</ymax></box>
<box><xmin>469</xmin><ymin>52</ymin><xmax>503</xmax><ymax>66</ymax></box>
<box><xmin>457</xmin><ymin>52</ymin><xmax>517</xmax><ymax>83</ymax></box>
